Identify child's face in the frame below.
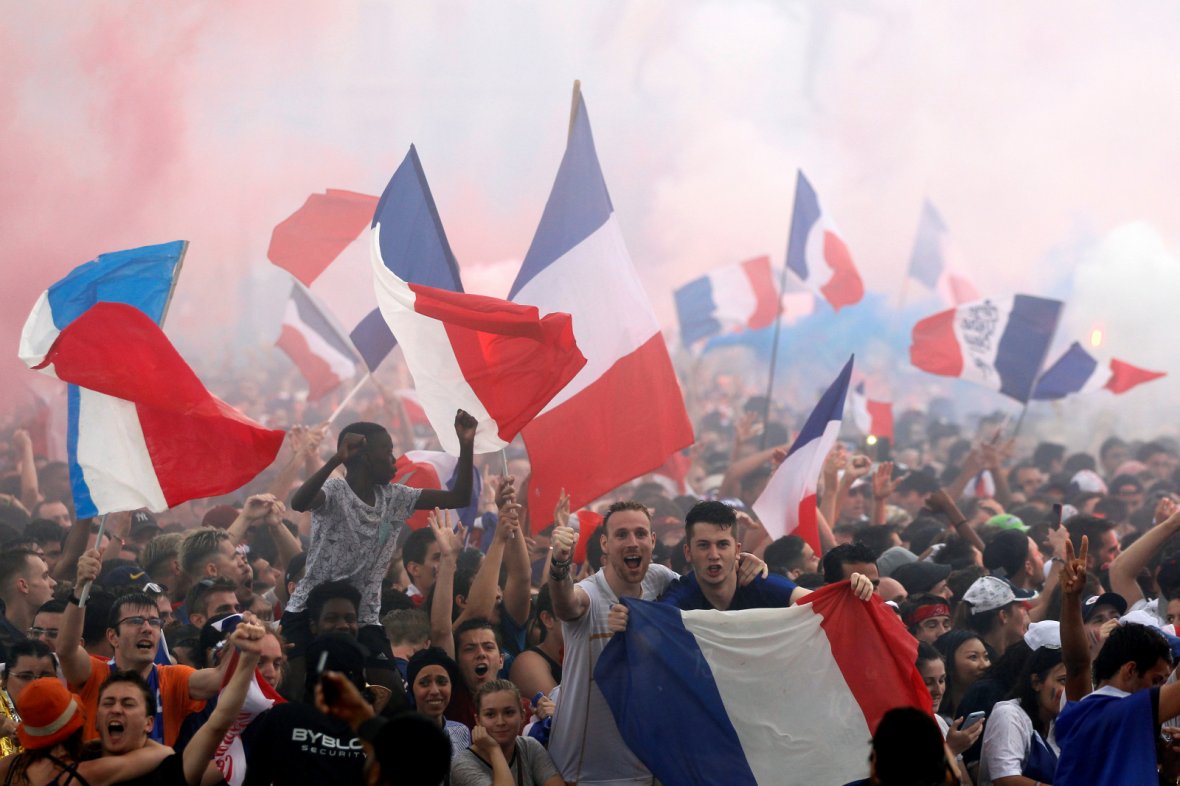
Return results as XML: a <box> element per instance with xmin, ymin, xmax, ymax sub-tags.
<box><xmin>364</xmin><ymin>431</ymin><xmax>397</xmax><ymax>482</ymax></box>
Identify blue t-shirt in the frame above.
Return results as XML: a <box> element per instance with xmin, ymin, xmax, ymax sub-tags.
<box><xmin>1054</xmin><ymin>685</ymin><xmax>1160</xmax><ymax>786</ymax></box>
<box><xmin>658</xmin><ymin>572</ymin><xmax>798</xmax><ymax>611</ymax></box>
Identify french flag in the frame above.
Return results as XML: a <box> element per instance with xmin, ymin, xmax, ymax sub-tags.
<box><xmin>752</xmin><ymin>357</ymin><xmax>853</xmax><ymax>551</ymax></box>
<box><xmin>509</xmin><ymin>87</ymin><xmax>694</xmax><ymax>528</ymax></box>
<box><xmin>673</xmin><ymin>256</ymin><xmax>779</xmax><ymax>346</ymax></box>
<box><xmin>25</xmin><ymin>303</ymin><xmax>284</xmax><ymax>517</ymax></box>
<box><xmin>596</xmin><ymin>582</ymin><xmax>931</xmax><ymax>786</ymax></box>
<box><xmin>275</xmin><ymin>284</ymin><xmax>359</xmax><ymax>400</ymax></box>
<box><xmin>785</xmin><ymin>171</ymin><xmax>863</xmax><ymax>311</ymax></box>
<box><xmin>370</xmin><ymin>209</ymin><xmax>586</xmax><ymax>455</ymax></box>
<box><xmin>910</xmin><ymin>295</ymin><xmax>1063</xmax><ymax>403</ymax></box>
<box><xmin>907</xmin><ymin>200</ymin><xmax>979</xmax><ymax>305</ymax></box>
<box><xmin>393</xmin><ymin>450</ymin><xmax>483</xmax><ymax>529</ymax></box>
<box><xmin>1032</xmin><ymin>341</ymin><xmax>1166</xmax><ymax>400</ymax></box>
<box><xmin>210</xmin><ymin>624</ymin><xmax>285</xmax><ymax>786</ymax></box>
<box><xmin>849</xmin><ymin>382</ymin><xmax>893</xmax><ymax>441</ymax></box>
<box><xmin>268</xmin><ymin>146</ymin><xmax>464</xmax><ymax>370</ymax></box>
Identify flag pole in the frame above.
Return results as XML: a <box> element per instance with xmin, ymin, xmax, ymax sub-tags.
<box><xmin>568</xmin><ymin>80</ymin><xmax>582</xmax><ymax>140</ymax></box>
<box><xmin>759</xmin><ymin>261</ymin><xmax>794</xmax><ymax>450</ymax></box>
<box><xmin>76</xmin><ymin>513</ymin><xmax>109</xmax><ymax>607</ymax></box>
<box><xmin>327</xmin><ymin>374</ymin><xmax>370</xmax><ymax>425</ymax></box>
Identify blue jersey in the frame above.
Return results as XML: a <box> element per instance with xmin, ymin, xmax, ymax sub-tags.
<box><xmin>1054</xmin><ymin>685</ymin><xmax>1159</xmax><ymax>786</ymax></box>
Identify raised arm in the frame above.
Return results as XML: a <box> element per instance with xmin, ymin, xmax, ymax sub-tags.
<box><xmin>1060</xmin><ymin>537</ymin><xmax>1092</xmax><ymax>702</ymax></box>
<box><xmin>55</xmin><ymin>514</ymin><xmax>94</xmax><ymax>582</ymax></box>
<box><xmin>454</xmin><ymin>506</ymin><xmax>513</xmax><ymax>629</ymax></box>
<box><xmin>498</xmin><ymin>478</ymin><xmax>532</xmax><ymax>628</ymax></box>
<box><xmin>870</xmin><ymin>461</ymin><xmax>897</xmax><ymax>526</ymax></box>
<box><xmin>226</xmin><ymin>494</ymin><xmax>278</xmax><ymax>546</ymax></box>
<box><xmin>548</xmin><ymin>522</ymin><xmax>590</xmax><ymax>622</ymax></box>
<box><xmin>12</xmin><ymin>430</ymin><xmax>39</xmax><ymax>513</ymax></box>
<box><xmin>428</xmin><ymin>511</ymin><xmax>462</xmax><ymax>659</ymax></box>
<box><xmin>926</xmin><ymin>489</ymin><xmax>986</xmax><ymax>555</ymax></box>
<box><xmin>291</xmin><ymin>433</ymin><xmax>363</xmax><ymax>512</ymax></box>
<box><xmin>181</xmin><ymin>619</ymin><xmax>266</xmax><ymax>785</ymax></box>
<box><xmin>1109</xmin><ymin>498</ymin><xmax>1179</xmax><ymax>606</ymax></box>
<box><xmin>59</xmin><ymin>549</ymin><xmax>100</xmax><ymax>688</ymax></box>
<box><xmin>415</xmin><ymin>410</ymin><xmax>476</xmax><ymax>510</ymax></box>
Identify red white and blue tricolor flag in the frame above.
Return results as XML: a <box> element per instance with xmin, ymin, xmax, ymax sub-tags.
<box><xmin>785</xmin><ymin>171</ymin><xmax>863</xmax><ymax>311</ymax></box>
<box><xmin>849</xmin><ymin>382</ymin><xmax>893</xmax><ymax>441</ymax></box>
<box><xmin>393</xmin><ymin>450</ymin><xmax>483</xmax><ymax>529</ymax></box>
<box><xmin>752</xmin><ymin>356</ymin><xmax>853</xmax><ymax>550</ymax></box>
<box><xmin>268</xmin><ymin>146</ymin><xmax>464</xmax><ymax>371</ymax></box>
<box><xmin>370</xmin><ymin>164</ymin><xmax>587</xmax><ymax>455</ymax></box>
<box><xmin>907</xmin><ymin>200</ymin><xmax>979</xmax><ymax>305</ymax></box>
<box><xmin>596</xmin><ymin>583</ymin><xmax>930</xmax><ymax>786</ymax></box>
<box><xmin>910</xmin><ymin>295</ymin><xmax>1063</xmax><ymax>403</ymax></box>
<box><xmin>673</xmin><ymin>256</ymin><xmax>779</xmax><ymax>346</ymax></box>
<box><xmin>508</xmin><ymin>88</ymin><xmax>693</xmax><ymax>527</ymax></box>
<box><xmin>276</xmin><ymin>284</ymin><xmax>359</xmax><ymax>400</ymax></box>
<box><xmin>23</xmin><ymin>302</ymin><xmax>284</xmax><ymax>518</ymax></box>
<box><xmin>1032</xmin><ymin>341</ymin><xmax>1165</xmax><ymax>400</ymax></box>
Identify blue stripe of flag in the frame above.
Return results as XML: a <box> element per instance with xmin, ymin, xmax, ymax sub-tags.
<box><xmin>785</xmin><ymin>355</ymin><xmax>854</xmax><ymax>459</ymax></box>
<box><xmin>785</xmin><ymin>170</ymin><xmax>821</xmax><ymax>282</ymax></box>
<box><xmin>674</xmin><ymin>275</ymin><xmax>722</xmax><ymax>346</ymax></box>
<box><xmin>995</xmin><ymin>295</ymin><xmax>1063</xmax><ymax>403</ymax></box>
<box><xmin>1031</xmin><ymin>342</ymin><xmax>1098</xmax><ymax>400</ymax></box>
<box><xmin>508</xmin><ymin>93</ymin><xmax>613</xmax><ymax>299</ymax></box>
<box><xmin>596</xmin><ymin>598</ymin><xmax>759</xmax><ymax>786</ymax></box>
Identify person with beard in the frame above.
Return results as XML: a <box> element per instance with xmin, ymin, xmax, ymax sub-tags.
<box><xmin>546</xmin><ymin>500</ymin><xmax>767</xmax><ymax>786</ymax></box>
<box><xmin>284</xmin><ymin>414</ymin><xmax>476</xmax><ymax>673</ymax></box>
<box><xmin>94</xmin><ymin>617</ymin><xmax>266</xmax><ymax>786</ymax></box>
<box><xmin>58</xmin><ymin>551</ymin><xmax>229</xmax><ymax>746</ymax></box>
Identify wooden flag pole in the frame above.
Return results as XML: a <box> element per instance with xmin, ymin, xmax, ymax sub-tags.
<box><xmin>759</xmin><ymin>253</ymin><xmax>794</xmax><ymax>450</ymax></box>
<box><xmin>327</xmin><ymin>374</ymin><xmax>370</xmax><ymax>425</ymax></box>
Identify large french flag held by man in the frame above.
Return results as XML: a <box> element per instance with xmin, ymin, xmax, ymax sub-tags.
<box><xmin>753</xmin><ymin>357</ymin><xmax>853</xmax><ymax>550</ymax></box>
<box><xmin>673</xmin><ymin>256</ymin><xmax>779</xmax><ymax>346</ymax></box>
<box><xmin>1032</xmin><ymin>341</ymin><xmax>1166</xmax><ymax>400</ymax></box>
<box><xmin>910</xmin><ymin>295</ymin><xmax>1063</xmax><ymax>402</ymax></box>
<box><xmin>508</xmin><ymin>85</ymin><xmax>694</xmax><ymax>525</ymax></box>
<box><xmin>785</xmin><ymin>171</ymin><xmax>863</xmax><ymax>311</ymax></box>
<box><xmin>268</xmin><ymin>146</ymin><xmax>464</xmax><ymax>370</ymax></box>
<box><xmin>596</xmin><ymin>582</ymin><xmax>931</xmax><ymax>786</ymax></box>
<box><xmin>370</xmin><ymin>165</ymin><xmax>587</xmax><ymax>455</ymax></box>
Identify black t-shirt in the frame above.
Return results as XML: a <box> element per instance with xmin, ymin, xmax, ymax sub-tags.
<box><xmin>240</xmin><ymin>703</ymin><xmax>365</xmax><ymax>786</ymax></box>
<box><xmin>113</xmin><ymin>752</ymin><xmax>186</xmax><ymax>786</ymax></box>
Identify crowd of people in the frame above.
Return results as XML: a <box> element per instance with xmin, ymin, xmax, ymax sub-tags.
<box><xmin>0</xmin><ymin>373</ymin><xmax>1178</xmax><ymax>785</ymax></box>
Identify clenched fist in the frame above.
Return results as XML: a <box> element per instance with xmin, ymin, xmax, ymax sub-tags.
<box><xmin>550</xmin><ymin>525</ymin><xmax>577</xmax><ymax>563</ymax></box>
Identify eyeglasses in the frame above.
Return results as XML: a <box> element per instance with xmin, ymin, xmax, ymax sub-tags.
<box><xmin>116</xmin><ymin>616</ymin><xmax>163</xmax><ymax>629</ymax></box>
<box><xmin>27</xmin><ymin>627</ymin><xmax>59</xmax><ymax>640</ymax></box>
<box><xmin>8</xmin><ymin>671</ymin><xmax>56</xmax><ymax>682</ymax></box>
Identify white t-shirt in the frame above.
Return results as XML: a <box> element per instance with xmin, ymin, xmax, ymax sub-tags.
<box><xmin>548</xmin><ymin>565</ymin><xmax>677</xmax><ymax>786</ymax></box>
<box><xmin>287</xmin><ymin>477</ymin><xmax>421</xmax><ymax>625</ymax></box>
<box><xmin>978</xmin><ymin>698</ymin><xmax>1058</xmax><ymax>786</ymax></box>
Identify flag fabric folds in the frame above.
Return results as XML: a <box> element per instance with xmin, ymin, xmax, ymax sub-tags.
<box><xmin>276</xmin><ymin>284</ymin><xmax>360</xmax><ymax>400</ymax></box>
<box><xmin>786</xmin><ymin>171</ymin><xmax>863</xmax><ymax>311</ymax></box>
<box><xmin>752</xmin><ymin>357</ymin><xmax>853</xmax><ymax>550</ymax></box>
<box><xmin>32</xmin><ymin>303</ymin><xmax>284</xmax><ymax>517</ymax></box>
<box><xmin>595</xmin><ymin>582</ymin><xmax>930</xmax><ymax>786</ymax></box>
<box><xmin>907</xmin><ymin>200</ymin><xmax>979</xmax><ymax>305</ymax></box>
<box><xmin>508</xmin><ymin>89</ymin><xmax>693</xmax><ymax>527</ymax></box>
<box><xmin>850</xmin><ymin>382</ymin><xmax>894</xmax><ymax>440</ymax></box>
<box><xmin>268</xmin><ymin>146</ymin><xmax>464</xmax><ymax>370</ymax></box>
<box><xmin>674</xmin><ymin>256</ymin><xmax>779</xmax><ymax>346</ymax></box>
<box><xmin>393</xmin><ymin>450</ymin><xmax>483</xmax><ymax>529</ymax></box>
<box><xmin>1032</xmin><ymin>342</ymin><xmax>1166</xmax><ymax>400</ymax></box>
<box><xmin>18</xmin><ymin>241</ymin><xmax>188</xmax><ymax>518</ymax></box>
<box><xmin>212</xmin><ymin>641</ymin><xmax>285</xmax><ymax>786</ymax></box>
<box><xmin>370</xmin><ymin>227</ymin><xmax>586</xmax><ymax>455</ymax></box>
<box><xmin>909</xmin><ymin>295</ymin><xmax>1063</xmax><ymax>403</ymax></box>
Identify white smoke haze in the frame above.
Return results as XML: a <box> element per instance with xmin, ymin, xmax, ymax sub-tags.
<box><xmin>3</xmin><ymin>1</ymin><xmax>1180</xmax><ymax>444</ymax></box>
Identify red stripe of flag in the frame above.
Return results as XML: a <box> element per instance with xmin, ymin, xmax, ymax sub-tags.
<box><xmin>268</xmin><ymin>190</ymin><xmax>378</xmax><ymax>286</ymax></box>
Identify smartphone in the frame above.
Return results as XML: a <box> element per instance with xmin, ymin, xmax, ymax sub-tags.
<box><xmin>1051</xmin><ymin>503</ymin><xmax>1063</xmax><ymax>530</ymax></box>
<box><xmin>962</xmin><ymin>711</ymin><xmax>986</xmax><ymax>731</ymax></box>
<box><xmin>316</xmin><ymin>650</ymin><xmax>339</xmax><ymax>705</ymax></box>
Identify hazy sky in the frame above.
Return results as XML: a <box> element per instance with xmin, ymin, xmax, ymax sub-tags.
<box><xmin>4</xmin><ymin>1</ymin><xmax>1180</xmax><ymax>435</ymax></box>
